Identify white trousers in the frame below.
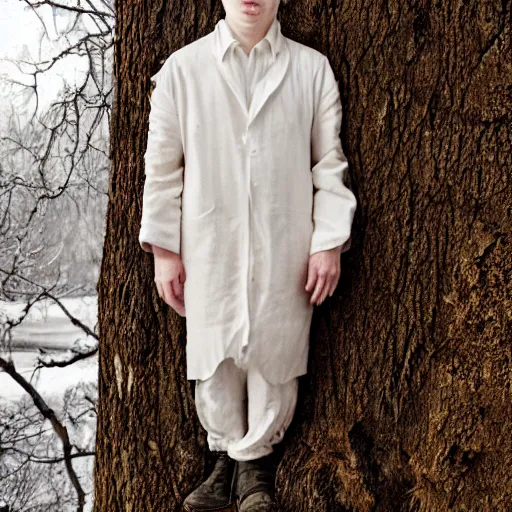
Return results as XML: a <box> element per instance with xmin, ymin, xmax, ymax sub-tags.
<box><xmin>194</xmin><ymin>357</ymin><xmax>298</xmax><ymax>461</ymax></box>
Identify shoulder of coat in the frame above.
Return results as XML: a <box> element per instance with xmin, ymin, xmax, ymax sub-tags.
<box><xmin>284</xmin><ymin>37</ymin><xmax>326</xmax><ymax>66</ymax></box>
<box><xmin>280</xmin><ymin>38</ymin><xmax>327</xmax><ymax>77</ymax></box>
<box><xmin>151</xmin><ymin>34</ymin><xmax>214</xmax><ymax>85</ymax></box>
<box><xmin>168</xmin><ymin>31</ymin><xmax>215</xmax><ymax>68</ymax></box>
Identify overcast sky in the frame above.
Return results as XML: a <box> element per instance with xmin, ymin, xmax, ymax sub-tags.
<box><xmin>0</xmin><ymin>0</ymin><xmax>91</xmax><ymax>126</ymax></box>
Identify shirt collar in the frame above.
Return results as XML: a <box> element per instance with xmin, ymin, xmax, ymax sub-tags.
<box><xmin>216</xmin><ymin>16</ymin><xmax>283</xmax><ymax>62</ymax></box>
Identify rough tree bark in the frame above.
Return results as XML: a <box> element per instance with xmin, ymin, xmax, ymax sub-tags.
<box><xmin>94</xmin><ymin>0</ymin><xmax>512</xmax><ymax>511</ymax></box>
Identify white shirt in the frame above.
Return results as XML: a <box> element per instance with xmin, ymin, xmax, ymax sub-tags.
<box><xmin>217</xmin><ymin>17</ymin><xmax>278</xmax><ymax>111</ymax></box>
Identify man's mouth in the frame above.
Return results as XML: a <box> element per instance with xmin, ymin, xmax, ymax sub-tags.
<box><xmin>242</xmin><ymin>0</ymin><xmax>261</xmax><ymax>13</ymax></box>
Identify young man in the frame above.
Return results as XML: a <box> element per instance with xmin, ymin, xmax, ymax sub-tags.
<box><xmin>139</xmin><ymin>0</ymin><xmax>357</xmax><ymax>510</ymax></box>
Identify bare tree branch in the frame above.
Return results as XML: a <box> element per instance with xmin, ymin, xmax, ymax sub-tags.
<box><xmin>0</xmin><ymin>356</ymin><xmax>87</xmax><ymax>511</ymax></box>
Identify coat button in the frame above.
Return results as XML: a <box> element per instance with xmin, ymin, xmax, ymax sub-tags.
<box><xmin>250</xmin><ymin>148</ymin><xmax>257</xmax><ymax>155</ymax></box>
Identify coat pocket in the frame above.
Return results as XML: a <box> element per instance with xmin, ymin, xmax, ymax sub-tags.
<box><xmin>181</xmin><ymin>207</ymin><xmax>219</xmax><ymax>264</ymax></box>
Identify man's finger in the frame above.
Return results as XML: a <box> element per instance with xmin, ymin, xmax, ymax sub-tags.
<box><xmin>318</xmin><ymin>277</ymin><xmax>331</xmax><ymax>304</ymax></box>
<box><xmin>171</xmin><ymin>277</ymin><xmax>184</xmax><ymax>303</ymax></box>
<box><xmin>329</xmin><ymin>271</ymin><xmax>340</xmax><ymax>297</ymax></box>
<box><xmin>155</xmin><ymin>280</ymin><xmax>164</xmax><ymax>300</ymax></box>
<box><xmin>310</xmin><ymin>274</ymin><xmax>326</xmax><ymax>304</ymax></box>
<box><xmin>167</xmin><ymin>280</ymin><xmax>186</xmax><ymax>317</ymax></box>
<box><xmin>170</xmin><ymin>280</ymin><xmax>185</xmax><ymax>316</ymax></box>
<box><xmin>319</xmin><ymin>276</ymin><xmax>332</xmax><ymax>304</ymax></box>
<box><xmin>162</xmin><ymin>280</ymin><xmax>178</xmax><ymax>307</ymax></box>
<box><xmin>305</xmin><ymin>263</ymin><xmax>318</xmax><ymax>292</ymax></box>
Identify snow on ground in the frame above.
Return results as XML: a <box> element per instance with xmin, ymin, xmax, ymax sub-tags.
<box><xmin>0</xmin><ymin>296</ymin><xmax>99</xmax><ymax>401</ymax></box>
<box><xmin>0</xmin><ymin>296</ymin><xmax>99</xmax><ymax>511</ymax></box>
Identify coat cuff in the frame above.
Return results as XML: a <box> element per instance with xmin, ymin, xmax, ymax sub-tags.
<box><xmin>138</xmin><ymin>222</ymin><xmax>181</xmax><ymax>255</ymax></box>
<box><xmin>309</xmin><ymin>234</ymin><xmax>352</xmax><ymax>256</ymax></box>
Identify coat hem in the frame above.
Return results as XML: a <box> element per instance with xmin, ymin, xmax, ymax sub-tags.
<box><xmin>187</xmin><ymin>355</ymin><xmax>308</xmax><ymax>385</ymax></box>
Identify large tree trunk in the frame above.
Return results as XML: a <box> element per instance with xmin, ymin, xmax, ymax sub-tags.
<box><xmin>94</xmin><ymin>0</ymin><xmax>512</xmax><ymax>510</ymax></box>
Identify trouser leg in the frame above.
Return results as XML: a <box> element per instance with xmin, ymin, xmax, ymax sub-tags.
<box><xmin>227</xmin><ymin>366</ymin><xmax>298</xmax><ymax>462</ymax></box>
<box><xmin>184</xmin><ymin>359</ymin><xmax>244</xmax><ymax>511</ymax></box>
<box><xmin>194</xmin><ymin>358</ymin><xmax>247</xmax><ymax>452</ymax></box>
<box><xmin>193</xmin><ymin>359</ymin><xmax>298</xmax><ymax>510</ymax></box>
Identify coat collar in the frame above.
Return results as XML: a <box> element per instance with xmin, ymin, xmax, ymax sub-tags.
<box><xmin>212</xmin><ymin>16</ymin><xmax>290</xmax><ymax>126</ymax></box>
<box><xmin>215</xmin><ymin>16</ymin><xmax>283</xmax><ymax>63</ymax></box>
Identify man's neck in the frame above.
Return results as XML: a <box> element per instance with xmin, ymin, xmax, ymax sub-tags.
<box><xmin>225</xmin><ymin>16</ymin><xmax>274</xmax><ymax>56</ymax></box>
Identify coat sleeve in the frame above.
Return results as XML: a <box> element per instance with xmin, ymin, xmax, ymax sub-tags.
<box><xmin>138</xmin><ymin>56</ymin><xmax>185</xmax><ymax>255</ymax></box>
<box><xmin>309</xmin><ymin>55</ymin><xmax>357</xmax><ymax>256</ymax></box>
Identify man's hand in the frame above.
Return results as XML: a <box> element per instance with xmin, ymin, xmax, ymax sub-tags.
<box><xmin>305</xmin><ymin>245</ymin><xmax>343</xmax><ymax>305</ymax></box>
<box><xmin>152</xmin><ymin>245</ymin><xmax>186</xmax><ymax>316</ymax></box>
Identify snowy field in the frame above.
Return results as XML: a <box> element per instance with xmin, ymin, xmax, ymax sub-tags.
<box><xmin>0</xmin><ymin>296</ymin><xmax>99</xmax><ymax>511</ymax></box>
<box><xmin>0</xmin><ymin>296</ymin><xmax>99</xmax><ymax>401</ymax></box>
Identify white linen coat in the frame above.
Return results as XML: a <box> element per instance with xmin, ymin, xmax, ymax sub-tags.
<box><xmin>138</xmin><ymin>18</ymin><xmax>357</xmax><ymax>385</ymax></box>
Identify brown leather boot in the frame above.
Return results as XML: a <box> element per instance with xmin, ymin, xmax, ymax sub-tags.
<box><xmin>235</xmin><ymin>454</ymin><xmax>278</xmax><ymax>512</ymax></box>
<box><xmin>183</xmin><ymin>452</ymin><xmax>237</xmax><ymax>512</ymax></box>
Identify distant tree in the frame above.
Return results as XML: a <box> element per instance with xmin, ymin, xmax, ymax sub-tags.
<box><xmin>1</xmin><ymin>0</ymin><xmax>114</xmax><ymax>510</ymax></box>
<box><xmin>95</xmin><ymin>0</ymin><xmax>512</xmax><ymax>510</ymax></box>
<box><xmin>0</xmin><ymin>0</ymin><xmax>113</xmax><ymax>297</ymax></box>
<box><xmin>0</xmin><ymin>378</ymin><xmax>96</xmax><ymax>511</ymax></box>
